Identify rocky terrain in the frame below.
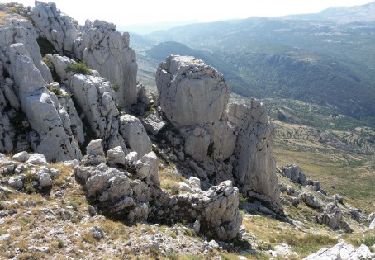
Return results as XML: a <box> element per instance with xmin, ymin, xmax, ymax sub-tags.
<box><xmin>0</xmin><ymin>2</ymin><xmax>374</xmax><ymax>259</ymax></box>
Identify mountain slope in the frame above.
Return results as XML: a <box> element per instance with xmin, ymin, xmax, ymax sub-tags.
<box><xmin>140</xmin><ymin>4</ymin><xmax>375</xmax><ymax>121</ymax></box>
<box><xmin>287</xmin><ymin>1</ymin><xmax>375</xmax><ymax>23</ymax></box>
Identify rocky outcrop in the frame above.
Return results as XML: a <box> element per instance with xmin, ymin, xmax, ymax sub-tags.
<box><xmin>151</xmin><ymin>178</ymin><xmax>242</xmax><ymax>241</ymax></box>
<box><xmin>1</xmin><ymin>151</ymin><xmax>59</xmax><ymax>193</ymax></box>
<box><xmin>120</xmin><ymin>115</ymin><xmax>151</xmax><ymax>158</ymax></box>
<box><xmin>0</xmin><ymin>13</ymin><xmax>82</xmax><ymax>161</ymax></box>
<box><xmin>30</xmin><ymin>1</ymin><xmax>79</xmax><ymax>55</ymax></box>
<box><xmin>46</xmin><ymin>54</ymin><xmax>126</xmax><ymax>151</ymax></box>
<box><xmin>156</xmin><ymin>55</ymin><xmax>229</xmax><ymax>127</ymax></box>
<box><xmin>30</xmin><ymin>2</ymin><xmax>137</xmax><ymax>107</ymax></box>
<box><xmin>155</xmin><ymin>55</ymin><xmax>280</xmax><ymax>208</ymax></box>
<box><xmin>317</xmin><ymin>202</ymin><xmax>353</xmax><ymax>233</ymax></box>
<box><xmin>232</xmin><ymin>100</ymin><xmax>280</xmax><ymax>205</ymax></box>
<box><xmin>304</xmin><ymin>241</ymin><xmax>374</xmax><ymax>260</ymax></box>
<box><xmin>80</xmin><ymin>21</ymin><xmax>137</xmax><ymax>107</ymax></box>
<box><xmin>75</xmin><ymin>140</ymin><xmax>241</xmax><ymax>240</ymax></box>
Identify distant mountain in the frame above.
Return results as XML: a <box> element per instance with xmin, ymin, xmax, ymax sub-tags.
<box><xmin>287</xmin><ymin>1</ymin><xmax>375</xmax><ymax>23</ymax></box>
<box><xmin>132</xmin><ymin>3</ymin><xmax>375</xmax><ymax>122</ymax></box>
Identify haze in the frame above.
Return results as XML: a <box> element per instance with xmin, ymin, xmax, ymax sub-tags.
<box><xmin>2</xmin><ymin>0</ymin><xmax>373</xmax><ymax>28</ymax></box>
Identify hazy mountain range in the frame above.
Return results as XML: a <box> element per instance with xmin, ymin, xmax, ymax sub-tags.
<box><xmin>132</xmin><ymin>2</ymin><xmax>375</xmax><ymax>124</ymax></box>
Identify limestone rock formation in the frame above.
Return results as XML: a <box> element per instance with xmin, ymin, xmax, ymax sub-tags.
<box><xmin>151</xmin><ymin>178</ymin><xmax>242</xmax><ymax>241</ymax></box>
<box><xmin>46</xmin><ymin>54</ymin><xmax>127</xmax><ymax>151</ymax></box>
<box><xmin>156</xmin><ymin>55</ymin><xmax>229</xmax><ymax>127</ymax></box>
<box><xmin>232</xmin><ymin>100</ymin><xmax>280</xmax><ymax>205</ymax></box>
<box><xmin>304</xmin><ymin>241</ymin><xmax>374</xmax><ymax>260</ymax></box>
<box><xmin>0</xmin><ymin>14</ymin><xmax>81</xmax><ymax>161</ymax></box>
<box><xmin>75</xmin><ymin>140</ymin><xmax>241</xmax><ymax>240</ymax></box>
<box><xmin>317</xmin><ymin>202</ymin><xmax>353</xmax><ymax>233</ymax></box>
<box><xmin>30</xmin><ymin>1</ymin><xmax>138</xmax><ymax>107</ymax></box>
<box><xmin>155</xmin><ymin>55</ymin><xmax>280</xmax><ymax>208</ymax></box>
<box><xmin>120</xmin><ymin>114</ymin><xmax>152</xmax><ymax>158</ymax></box>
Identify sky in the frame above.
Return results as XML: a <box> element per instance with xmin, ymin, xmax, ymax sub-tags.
<box><xmin>2</xmin><ymin>0</ymin><xmax>373</xmax><ymax>27</ymax></box>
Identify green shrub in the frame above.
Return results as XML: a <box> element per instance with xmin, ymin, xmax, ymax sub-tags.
<box><xmin>66</xmin><ymin>62</ymin><xmax>92</xmax><ymax>75</ymax></box>
<box><xmin>359</xmin><ymin>235</ymin><xmax>375</xmax><ymax>248</ymax></box>
<box><xmin>47</xmin><ymin>84</ymin><xmax>63</xmax><ymax>96</ymax></box>
<box><xmin>112</xmin><ymin>83</ymin><xmax>120</xmax><ymax>92</ymax></box>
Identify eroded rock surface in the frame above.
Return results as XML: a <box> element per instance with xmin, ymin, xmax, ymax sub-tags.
<box><xmin>30</xmin><ymin>1</ymin><xmax>138</xmax><ymax>107</ymax></box>
<box><xmin>155</xmin><ymin>55</ymin><xmax>280</xmax><ymax>208</ymax></box>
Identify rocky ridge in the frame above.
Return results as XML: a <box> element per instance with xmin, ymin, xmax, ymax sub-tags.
<box><xmin>0</xmin><ymin>2</ymin><xmax>374</xmax><ymax>259</ymax></box>
<box><xmin>0</xmin><ymin>1</ymin><xmax>280</xmax><ymax>242</ymax></box>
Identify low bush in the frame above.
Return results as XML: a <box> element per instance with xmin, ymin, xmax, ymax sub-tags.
<box><xmin>66</xmin><ymin>62</ymin><xmax>92</xmax><ymax>75</ymax></box>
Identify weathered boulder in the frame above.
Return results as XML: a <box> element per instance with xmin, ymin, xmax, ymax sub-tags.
<box><xmin>77</xmin><ymin>163</ymin><xmax>151</xmax><ymax>223</ymax></box>
<box><xmin>82</xmin><ymin>139</ymin><xmax>106</xmax><ymax>166</ymax></box>
<box><xmin>26</xmin><ymin>154</ymin><xmax>47</xmax><ymax>165</ymax></box>
<box><xmin>304</xmin><ymin>241</ymin><xmax>374</xmax><ymax>260</ymax></box>
<box><xmin>282</xmin><ymin>164</ymin><xmax>307</xmax><ymax>186</ymax></box>
<box><xmin>107</xmin><ymin>146</ymin><xmax>127</xmax><ymax>167</ymax></box>
<box><xmin>135</xmin><ymin>152</ymin><xmax>160</xmax><ymax>186</ymax></box>
<box><xmin>301</xmin><ymin>192</ymin><xmax>322</xmax><ymax>209</ymax></box>
<box><xmin>152</xmin><ymin>180</ymin><xmax>242</xmax><ymax>241</ymax></box>
<box><xmin>12</xmin><ymin>151</ymin><xmax>29</xmax><ymax>163</ymax></box>
<box><xmin>316</xmin><ymin>203</ymin><xmax>352</xmax><ymax>233</ymax></box>
<box><xmin>120</xmin><ymin>115</ymin><xmax>152</xmax><ymax>158</ymax></box>
<box><xmin>156</xmin><ymin>55</ymin><xmax>229</xmax><ymax>127</ymax></box>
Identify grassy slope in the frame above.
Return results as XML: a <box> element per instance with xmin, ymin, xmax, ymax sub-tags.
<box><xmin>275</xmin><ymin>143</ymin><xmax>375</xmax><ymax>212</ymax></box>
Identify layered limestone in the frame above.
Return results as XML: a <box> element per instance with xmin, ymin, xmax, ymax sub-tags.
<box><xmin>30</xmin><ymin>1</ymin><xmax>138</xmax><ymax>107</ymax></box>
<box><xmin>155</xmin><ymin>55</ymin><xmax>280</xmax><ymax>206</ymax></box>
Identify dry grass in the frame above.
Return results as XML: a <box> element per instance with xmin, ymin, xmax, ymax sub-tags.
<box><xmin>0</xmin><ymin>11</ymin><xmax>7</xmax><ymax>25</ymax></box>
<box><xmin>243</xmin><ymin>215</ymin><xmax>337</xmax><ymax>257</ymax></box>
<box><xmin>275</xmin><ymin>146</ymin><xmax>375</xmax><ymax>212</ymax></box>
<box><xmin>159</xmin><ymin>163</ymin><xmax>186</xmax><ymax>195</ymax></box>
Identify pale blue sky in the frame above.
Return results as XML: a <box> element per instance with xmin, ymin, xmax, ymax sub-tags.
<box><xmin>3</xmin><ymin>0</ymin><xmax>373</xmax><ymax>26</ymax></box>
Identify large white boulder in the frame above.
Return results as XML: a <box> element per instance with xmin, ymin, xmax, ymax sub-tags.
<box><xmin>120</xmin><ymin>115</ymin><xmax>151</xmax><ymax>158</ymax></box>
<box><xmin>156</xmin><ymin>55</ymin><xmax>229</xmax><ymax>127</ymax></box>
<box><xmin>304</xmin><ymin>241</ymin><xmax>374</xmax><ymax>260</ymax></box>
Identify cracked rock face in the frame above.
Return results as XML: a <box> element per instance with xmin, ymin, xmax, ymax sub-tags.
<box><xmin>233</xmin><ymin>100</ymin><xmax>280</xmax><ymax>206</ymax></box>
<box><xmin>30</xmin><ymin>2</ymin><xmax>138</xmax><ymax>107</ymax></box>
<box><xmin>46</xmin><ymin>54</ymin><xmax>126</xmax><ymax>151</ymax></box>
<box><xmin>155</xmin><ymin>55</ymin><xmax>280</xmax><ymax>208</ymax></box>
<box><xmin>0</xmin><ymin>14</ymin><xmax>81</xmax><ymax>161</ymax></box>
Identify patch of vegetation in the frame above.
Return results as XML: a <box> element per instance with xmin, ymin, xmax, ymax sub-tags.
<box><xmin>47</xmin><ymin>84</ymin><xmax>63</xmax><ymax>96</ymax></box>
<box><xmin>355</xmin><ymin>234</ymin><xmax>375</xmax><ymax>248</ymax></box>
<box><xmin>275</xmin><ymin>146</ymin><xmax>375</xmax><ymax>212</ymax></box>
<box><xmin>0</xmin><ymin>11</ymin><xmax>7</xmax><ymax>25</ymax></box>
<box><xmin>243</xmin><ymin>215</ymin><xmax>337</xmax><ymax>257</ymax></box>
<box><xmin>112</xmin><ymin>83</ymin><xmax>120</xmax><ymax>92</ymax></box>
<box><xmin>66</xmin><ymin>62</ymin><xmax>92</xmax><ymax>75</ymax></box>
<box><xmin>159</xmin><ymin>163</ymin><xmax>185</xmax><ymax>195</ymax></box>
<box><xmin>24</xmin><ymin>171</ymin><xmax>38</xmax><ymax>194</ymax></box>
